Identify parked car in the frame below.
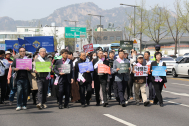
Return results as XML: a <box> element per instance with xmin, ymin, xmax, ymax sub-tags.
<box><xmin>184</xmin><ymin>53</ymin><xmax>189</xmax><ymax>56</ymax></box>
<box><xmin>172</xmin><ymin>56</ymin><xmax>189</xmax><ymax>77</ymax></box>
<box><xmin>168</xmin><ymin>55</ymin><xmax>177</xmax><ymax>59</ymax></box>
<box><xmin>161</xmin><ymin>57</ymin><xmax>176</xmax><ymax>73</ymax></box>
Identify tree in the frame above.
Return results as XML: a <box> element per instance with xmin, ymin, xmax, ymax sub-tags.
<box><xmin>164</xmin><ymin>0</ymin><xmax>186</xmax><ymax>54</ymax></box>
<box><xmin>144</xmin><ymin>5</ymin><xmax>170</xmax><ymax>44</ymax></box>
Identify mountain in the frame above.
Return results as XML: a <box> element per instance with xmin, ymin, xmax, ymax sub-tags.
<box><xmin>0</xmin><ymin>2</ymin><xmax>176</xmax><ymax>31</ymax></box>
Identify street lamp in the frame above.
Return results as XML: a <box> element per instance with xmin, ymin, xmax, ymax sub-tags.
<box><xmin>120</xmin><ymin>3</ymin><xmax>139</xmax><ymax>38</ymax></box>
<box><xmin>64</xmin><ymin>20</ymin><xmax>79</xmax><ymax>51</ymax></box>
<box><xmin>88</xmin><ymin>14</ymin><xmax>104</xmax><ymax>44</ymax></box>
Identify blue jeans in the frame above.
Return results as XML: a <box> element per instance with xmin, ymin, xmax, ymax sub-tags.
<box><xmin>48</xmin><ymin>79</ymin><xmax>54</xmax><ymax>94</ymax></box>
<box><xmin>9</xmin><ymin>89</ymin><xmax>17</xmax><ymax>102</ymax></box>
<box><xmin>17</xmin><ymin>79</ymin><xmax>28</xmax><ymax>107</ymax></box>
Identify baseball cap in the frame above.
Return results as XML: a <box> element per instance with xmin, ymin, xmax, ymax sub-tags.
<box><xmin>47</xmin><ymin>55</ymin><xmax>53</xmax><ymax>58</ymax></box>
<box><xmin>5</xmin><ymin>51</ymin><xmax>11</xmax><ymax>54</ymax></box>
<box><xmin>137</xmin><ymin>54</ymin><xmax>143</xmax><ymax>59</ymax></box>
<box><xmin>73</xmin><ymin>52</ymin><xmax>79</xmax><ymax>58</ymax></box>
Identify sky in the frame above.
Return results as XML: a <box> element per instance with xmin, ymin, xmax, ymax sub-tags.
<box><xmin>0</xmin><ymin>0</ymin><xmax>186</xmax><ymax>20</ymax></box>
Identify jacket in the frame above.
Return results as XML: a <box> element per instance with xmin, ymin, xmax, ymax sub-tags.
<box><xmin>150</xmin><ymin>61</ymin><xmax>167</xmax><ymax>83</ymax></box>
<box><xmin>53</xmin><ymin>58</ymin><xmax>74</xmax><ymax>84</ymax></box>
<box><xmin>113</xmin><ymin>58</ymin><xmax>130</xmax><ymax>81</ymax></box>
<box><xmin>75</xmin><ymin>58</ymin><xmax>92</xmax><ymax>85</ymax></box>
<box><xmin>33</xmin><ymin>56</ymin><xmax>51</xmax><ymax>78</ymax></box>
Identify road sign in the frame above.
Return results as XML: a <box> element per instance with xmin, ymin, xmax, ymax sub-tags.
<box><xmin>65</xmin><ymin>27</ymin><xmax>87</xmax><ymax>38</ymax></box>
<box><xmin>75</xmin><ymin>42</ymin><xmax>81</xmax><ymax>52</ymax></box>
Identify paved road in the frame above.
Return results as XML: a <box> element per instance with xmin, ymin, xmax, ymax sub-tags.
<box><xmin>0</xmin><ymin>75</ymin><xmax>189</xmax><ymax>126</ymax></box>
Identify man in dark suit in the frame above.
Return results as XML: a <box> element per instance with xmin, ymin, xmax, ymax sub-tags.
<box><xmin>93</xmin><ymin>50</ymin><xmax>109</xmax><ymax>107</ymax></box>
<box><xmin>54</xmin><ymin>49</ymin><xmax>74</xmax><ymax>109</ymax></box>
<box><xmin>75</xmin><ymin>52</ymin><xmax>92</xmax><ymax>107</ymax></box>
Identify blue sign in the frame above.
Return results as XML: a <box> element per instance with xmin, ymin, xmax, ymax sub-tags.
<box><xmin>24</xmin><ymin>36</ymin><xmax>54</xmax><ymax>53</ymax></box>
<box><xmin>152</xmin><ymin>66</ymin><xmax>166</xmax><ymax>76</ymax></box>
<box><xmin>76</xmin><ymin>44</ymin><xmax>79</xmax><ymax>47</ymax></box>
<box><xmin>78</xmin><ymin>62</ymin><xmax>94</xmax><ymax>73</ymax></box>
<box><xmin>5</xmin><ymin>40</ymin><xmax>20</xmax><ymax>52</ymax></box>
<box><xmin>0</xmin><ymin>44</ymin><xmax>6</xmax><ymax>50</ymax></box>
<box><xmin>18</xmin><ymin>38</ymin><xmax>27</xmax><ymax>48</ymax></box>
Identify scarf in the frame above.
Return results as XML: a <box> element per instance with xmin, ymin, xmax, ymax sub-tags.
<box><xmin>77</xmin><ymin>59</ymin><xmax>89</xmax><ymax>83</ymax></box>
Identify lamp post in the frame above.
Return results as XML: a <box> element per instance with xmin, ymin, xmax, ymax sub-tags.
<box><xmin>88</xmin><ymin>14</ymin><xmax>104</xmax><ymax>44</ymax></box>
<box><xmin>64</xmin><ymin>20</ymin><xmax>79</xmax><ymax>51</ymax></box>
<box><xmin>120</xmin><ymin>3</ymin><xmax>139</xmax><ymax>38</ymax></box>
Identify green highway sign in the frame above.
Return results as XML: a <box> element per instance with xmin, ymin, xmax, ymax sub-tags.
<box><xmin>65</xmin><ymin>27</ymin><xmax>87</xmax><ymax>38</ymax></box>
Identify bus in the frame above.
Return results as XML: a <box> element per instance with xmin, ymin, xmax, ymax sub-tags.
<box><xmin>110</xmin><ymin>43</ymin><xmax>120</xmax><ymax>55</ymax></box>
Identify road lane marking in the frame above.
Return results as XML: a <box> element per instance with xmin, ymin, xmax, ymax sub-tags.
<box><xmin>104</xmin><ymin>114</ymin><xmax>136</xmax><ymax>126</ymax></box>
<box><xmin>163</xmin><ymin>90</ymin><xmax>189</xmax><ymax>97</ymax></box>
<box><xmin>170</xmin><ymin>78</ymin><xmax>189</xmax><ymax>81</ymax></box>
<box><xmin>171</xmin><ymin>83</ymin><xmax>189</xmax><ymax>87</ymax></box>
<box><xmin>163</xmin><ymin>100</ymin><xmax>189</xmax><ymax>108</ymax></box>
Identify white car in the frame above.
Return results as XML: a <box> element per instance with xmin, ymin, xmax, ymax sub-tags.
<box><xmin>161</xmin><ymin>57</ymin><xmax>176</xmax><ymax>73</ymax></box>
<box><xmin>172</xmin><ymin>56</ymin><xmax>189</xmax><ymax>77</ymax></box>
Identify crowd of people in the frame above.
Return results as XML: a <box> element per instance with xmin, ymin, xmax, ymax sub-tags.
<box><xmin>0</xmin><ymin>45</ymin><xmax>167</xmax><ymax>111</ymax></box>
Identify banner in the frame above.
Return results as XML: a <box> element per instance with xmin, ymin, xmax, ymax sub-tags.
<box><xmin>134</xmin><ymin>66</ymin><xmax>148</xmax><ymax>76</ymax></box>
<box><xmin>5</xmin><ymin>40</ymin><xmax>20</xmax><ymax>52</ymax></box>
<box><xmin>118</xmin><ymin>63</ymin><xmax>130</xmax><ymax>74</ymax></box>
<box><xmin>24</xmin><ymin>36</ymin><xmax>54</xmax><ymax>53</ymax></box>
<box><xmin>83</xmin><ymin>43</ymin><xmax>94</xmax><ymax>53</ymax></box>
<box><xmin>152</xmin><ymin>66</ymin><xmax>166</xmax><ymax>76</ymax></box>
<box><xmin>16</xmin><ymin>59</ymin><xmax>32</xmax><ymax>70</ymax></box>
<box><xmin>98</xmin><ymin>64</ymin><xmax>111</xmax><ymax>74</ymax></box>
<box><xmin>120</xmin><ymin>41</ymin><xmax>133</xmax><ymax>50</ymax></box>
<box><xmin>0</xmin><ymin>44</ymin><xmax>6</xmax><ymax>50</ymax></box>
<box><xmin>35</xmin><ymin>62</ymin><xmax>51</xmax><ymax>72</ymax></box>
<box><xmin>57</xmin><ymin>64</ymin><xmax>70</xmax><ymax>74</ymax></box>
<box><xmin>78</xmin><ymin>62</ymin><xmax>94</xmax><ymax>73</ymax></box>
<box><xmin>18</xmin><ymin>38</ymin><xmax>27</xmax><ymax>48</ymax></box>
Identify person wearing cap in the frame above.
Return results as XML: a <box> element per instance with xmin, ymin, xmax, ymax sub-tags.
<box><xmin>93</xmin><ymin>49</ymin><xmax>109</xmax><ymax>107</ymax></box>
<box><xmin>132</xmin><ymin>54</ymin><xmax>150</xmax><ymax>106</ymax></box>
<box><xmin>113</xmin><ymin>48</ymin><xmax>130</xmax><ymax>107</ymax></box>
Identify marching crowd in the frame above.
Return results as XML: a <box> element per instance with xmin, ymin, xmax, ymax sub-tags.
<box><xmin>0</xmin><ymin>45</ymin><xmax>167</xmax><ymax>111</ymax></box>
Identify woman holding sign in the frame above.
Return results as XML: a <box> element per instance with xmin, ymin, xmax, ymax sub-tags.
<box><xmin>150</xmin><ymin>52</ymin><xmax>167</xmax><ymax>107</ymax></box>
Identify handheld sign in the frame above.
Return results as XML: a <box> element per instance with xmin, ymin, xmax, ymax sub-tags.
<box><xmin>118</xmin><ymin>63</ymin><xmax>130</xmax><ymax>74</ymax></box>
<box><xmin>98</xmin><ymin>64</ymin><xmax>111</xmax><ymax>74</ymax></box>
<box><xmin>83</xmin><ymin>43</ymin><xmax>94</xmax><ymax>53</ymax></box>
<box><xmin>78</xmin><ymin>62</ymin><xmax>94</xmax><ymax>73</ymax></box>
<box><xmin>57</xmin><ymin>64</ymin><xmax>70</xmax><ymax>74</ymax></box>
<box><xmin>35</xmin><ymin>62</ymin><xmax>51</xmax><ymax>72</ymax></box>
<box><xmin>16</xmin><ymin>59</ymin><xmax>32</xmax><ymax>70</ymax></box>
<box><xmin>134</xmin><ymin>66</ymin><xmax>148</xmax><ymax>76</ymax></box>
<box><xmin>152</xmin><ymin>66</ymin><xmax>166</xmax><ymax>76</ymax></box>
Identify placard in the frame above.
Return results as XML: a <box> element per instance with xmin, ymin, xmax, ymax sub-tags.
<box><xmin>118</xmin><ymin>63</ymin><xmax>130</xmax><ymax>74</ymax></box>
<box><xmin>152</xmin><ymin>66</ymin><xmax>166</xmax><ymax>76</ymax></box>
<box><xmin>83</xmin><ymin>43</ymin><xmax>94</xmax><ymax>53</ymax></box>
<box><xmin>16</xmin><ymin>59</ymin><xmax>32</xmax><ymax>70</ymax></box>
<box><xmin>35</xmin><ymin>62</ymin><xmax>51</xmax><ymax>72</ymax></box>
<box><xmin>78</xmin><ymin>62</ymin><xmax>94</xmax><ymax>73</ymax></box>
<box><xmin>0</xmin><ymin>44</ymin><xmax>6</xmax><ymax>50</ymax></box>
<box><xmin>98</xmin><ymin>64</ymin><xmax>111</xmax><ymax>74</ymax></box>
<box><xmin>57</xmin><ymin>64</ymin><xmax>70</xmax><ymax>74</ymax></box>
<box><xmin>120</xmin><ymin>41</ymin><xmax>133</xmax><ymax>50</ymax></box>
<box><xmin>134</xmin><ymin>66</ymin><xmax>148</xmax><ymax>76</ymax></box>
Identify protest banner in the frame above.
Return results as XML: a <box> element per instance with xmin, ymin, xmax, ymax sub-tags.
<box><xmin>98</xmin><ymin>64</ymin><xmax>111</xmax><ymax>74</ymax></box>
<box><xmin>5</xmin><ymin>40</ymin><xmax>20</xmax><ymax>52</ymax></box>
<box><xmin>134</xmin><ymin>66</ymin><xmax>148</xmax><ymax>76</ymax></box>
<box><xmin>120</xmin><ymin>41</ymin><xmax>133</xmax><ymax>50</ymax></box>
<box><xmin>57</xmin><ymin>64</ymin><xmax>70</xmax><ymax>74</ymax></box>
<box><xmin>118</xmin><ymin>63</ymin><xmax>130</xmax><ymax>74</ymax></box>
<box><xmin>83</xmin><ymin>43</ymin><xmax>94</xmax><ymax>53</ymax></box>
<box><xmin>152</xmin><ymin>66</ymin><xmax>166</xmax><ymax>76</ymax></box>
<box><xmin>78</xmin><ymin>62</ymin><xmax>94</xmax><ymax>73</ymax></box>
<box><xmin>16</xmin><ymin>59</ymin><xmax>32</xmax><ymax>70</ymax></box>
<box><xmin>35</xmin><ymin>62</ymin><xmax>51</xmax><ymax>72</ymax></box>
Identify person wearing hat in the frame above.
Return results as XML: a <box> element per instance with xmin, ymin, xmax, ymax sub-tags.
<box><xmin>112</xmin><ymin>48</ymin><xmax>130</xmax><ymax>107</ymax></box>
<box><xmin>132</xmin><ymin>54</ymin><xmax>150</xmax><ymax>106</ymax></box>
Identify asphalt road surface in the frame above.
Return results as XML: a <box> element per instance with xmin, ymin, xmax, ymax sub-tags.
<box><xmin>0</xmin><ymin>74</ymin><xmax>189</xmax><ymax>126</ymax></box>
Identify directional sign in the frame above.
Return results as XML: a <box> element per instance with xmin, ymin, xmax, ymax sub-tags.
<box><xmin>65</xmin><ymin>27</ymin><xmax>87</xmax><ymax>38</ymax></box>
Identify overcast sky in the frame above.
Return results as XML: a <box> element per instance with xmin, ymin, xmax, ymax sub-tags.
<box><xmin>0</xmin><ymin>0</ymin><xmax>185</xmax><ymax>20</ymax></box>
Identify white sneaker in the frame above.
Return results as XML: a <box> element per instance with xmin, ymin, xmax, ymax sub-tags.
<box><xmin>43</xmin><ymin>104</ymin><xmax>47</xmax><ymax>109</ymax></box>
<box><xmin>48</xmin><ymin>93</ymin><xmax>51</xmax><ymax>97</ymax></box>
<box><xmin>125</xmin><ymin>101</ymin><xmax>129</xmax><ymax>104</ymax></box>
<box><xmin>16</xmin><ymin>107</ymin><xmax>21</xmax><ymax>111</ymax></box>
<box><xmin>22</xmin><ymin>106</ymin><xmax>27</xmax><ymax>110</ymax></box>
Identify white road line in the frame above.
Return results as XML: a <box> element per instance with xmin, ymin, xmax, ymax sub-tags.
<box><xmin>171</xmin><ymin>83</ymin><xmax>189</xmax><ymax>87</ymax></box>
<box><xmin>163</xmin><ymin>100</ymin><xmax>189</xmax><ymax>108</ymax></box>
<box><xmin>104</xmin><ymin>114</ymin><xmax>136</xmax><ymax>126</ymax></box>
<box><xmin>162</xmin><ymin>90</ymin><xmax>189</xmax><ymax>97</ymax></box>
